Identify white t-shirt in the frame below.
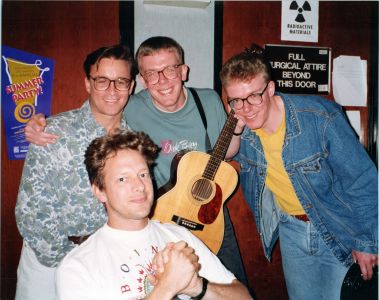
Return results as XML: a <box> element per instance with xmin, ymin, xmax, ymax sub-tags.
<box><xmin>56</xmin><ymin>220</ymin><xmax>235</xmax><ymax>300</ymax></box>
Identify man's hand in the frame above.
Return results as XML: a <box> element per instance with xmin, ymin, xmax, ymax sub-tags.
<box><xmin>147</xmin><ymin>241</ymin><xmax>201</xmax><ymax>297</ymax></box>
<box><xmin>24</xmin><ymin>113</ymin><xmax>59</xmax><ymax>146</ymax></box>
<box><xmin>227</xmin><ymin>104</ymin><xmax>246</xmax><ymax>134</ymax></box>
<box><xmin>352</xmin><ymin>250</ymin><xmax>378</xmax><ymax>280</ymax></box>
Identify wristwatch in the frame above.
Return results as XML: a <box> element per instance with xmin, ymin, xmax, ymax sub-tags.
<box><xmin>191</xmin><ymin>277</ymin><xmax>209</xmax><ymax>300</ymax></box>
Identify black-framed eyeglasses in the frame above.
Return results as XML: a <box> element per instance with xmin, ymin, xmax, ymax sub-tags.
<box><xmin>141</xmin><ymin>64</ymin><xmax>183</xmax><ymax>85</ymax></box>
<box><xmin>228</xmin><ymin>82</ymin><xmax>269</xmax><ymax>110</ymax></box>
<box><xmin>89</xmin><ymin>76</ymin><xmax>132</xmax><ymax>91</ymax></box>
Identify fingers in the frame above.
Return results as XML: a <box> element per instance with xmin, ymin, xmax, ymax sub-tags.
<box><xmin>147</xmin><ymin>273</ymin><xmax>158</xmax><ymax>286</ymax></box>
<box><xmin>24</xmin><ymin>114</ymin><xmax>59</xmax><ymax>145</ymax></box>
<box><xmin>153</xmin><ymin>250</ymin><xmax>168</xmax><ymax>274</ymax></box>
<box><xmin>25</xmin><ymin>131</ymin><xmax>59</xmax><ymax>146</ymax></box>
<box><xmin>151</xmin><ymin>240</ymin><xmax>200</xmax><ymax>292</ymax></box>
<box><xmin>171</xmin><ymin>240</ymin><xmax>188</xmax><ymax>250</ymax></box>
<box><xmin>181</xmin><ymin>247</ymin><xmax>200</xmax><ymax>271</ymax></box>
<box><xmin>152</xmin><ymin>242</ymin><xmax>183</xmax><ymax>274</ymax></box>
<box><xmin>359</xmin><ymin>264</ymin><xmax>373</xmax><ymax>280</ymax></box>
<box><xmin>353</xmin><ymin>250</ymin><xmax>378</xmax><ymax>280</ymax></box>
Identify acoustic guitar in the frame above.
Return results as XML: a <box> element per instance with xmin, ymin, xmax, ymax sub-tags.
<box><xmin>151</xmin><ymin>110</ymin><xmax>239</xmax><ymax>254</ymax></box>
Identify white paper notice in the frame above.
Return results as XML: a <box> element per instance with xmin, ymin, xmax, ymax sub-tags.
<box><xmin>345</xmin><ymin>110</ymin><xmax>361</xmax><ymax>138</ymax></box>
<box><xmin>332</xmin><ymin>56</ymin><xmax>367</xmax><ymax>106</ymax></box>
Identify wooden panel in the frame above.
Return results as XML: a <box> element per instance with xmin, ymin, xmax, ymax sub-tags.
<box><xmin>222</xmin><ymin>2</ymin><xmax>375</xmax><ymax>300</ymax></box>
<box><xmin>1</xmin><ymin>1</ymin><xmax>120</xmax><ymax>299</ymax></box>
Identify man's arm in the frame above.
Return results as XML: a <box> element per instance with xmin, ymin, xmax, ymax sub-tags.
<box><xmin>15</xmin><ymin>143</ymin><xmax>75</xmax><ymax>267</ymax></box>
<box><xmin>325</xmin><ymin>110</ymin><xmax>378</xmax><ymax>279</ymax></box>
<box><xmin>24</xmin><ymin>113</ymin><xmax>59</xmax><ymax>145</ymax></box>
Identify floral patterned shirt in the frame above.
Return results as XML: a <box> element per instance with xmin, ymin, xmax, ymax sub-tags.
<box><xmin>15</xmin><ymin>100</ymin><xmax>130</xmax><ymax>267</ymax></box>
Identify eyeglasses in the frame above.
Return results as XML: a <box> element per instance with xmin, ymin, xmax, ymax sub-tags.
<box><xmin>228</xmin><ymin>82</ymin><xmax>269</xmax><ymax>110</ymax></box>
<box><xmin>141</xmin><ymin>64</ymin><xmax>183</xmax><ymax>85</ymax></box>
<box><xmin>89</xmin><ymin>76</ymin><xmax>132</xmax><ymax>91</ymax></box>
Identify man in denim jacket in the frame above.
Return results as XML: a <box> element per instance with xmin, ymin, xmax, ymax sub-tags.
<box><xmin>223</xmin><ymin>45</ymin><xmax>378</xmax><ymax>300</ymax></box>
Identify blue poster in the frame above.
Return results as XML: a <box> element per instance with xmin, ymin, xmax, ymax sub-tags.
<box><xmin>2</xmin><ymin>46</ymin><xmax>54</xmax><ymax>160</ymax></box>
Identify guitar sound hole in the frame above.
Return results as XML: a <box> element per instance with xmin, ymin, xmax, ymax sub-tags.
<box><xmin>191</xmin><ymin>179</ymin><xmax>213</xmax><ymax>201</ymax></box>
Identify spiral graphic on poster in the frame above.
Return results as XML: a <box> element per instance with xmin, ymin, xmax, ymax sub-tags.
<box><xmin>14</xmin><ymin>101</ymin><xmax>35</xmax><ymax>123</ymax></box>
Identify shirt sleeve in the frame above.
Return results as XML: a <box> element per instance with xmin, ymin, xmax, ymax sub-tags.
<box><xmin>56</xmin><ymin>256</ymin><xmax>101</xmax><ymax>300</ymax></box>
<box><xmin>15</xmin><ymin>142</ymin><xmax>75</xmax><ymax>267</ymax></box>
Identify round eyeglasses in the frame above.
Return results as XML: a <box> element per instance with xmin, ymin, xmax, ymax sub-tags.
<box><xmin>228</xmin><ymin>82</ymin><xmax>269</xmax><ymax>110</ymax></box>
<box><xmin>89</xmin><ymin>76</ymin><xmax>132</xmax><ymax>91</ymax></box>
<box><xmin>141</xmin><ymin>64</ymin><xmax>182</xmax><ymax>85</ymax></box>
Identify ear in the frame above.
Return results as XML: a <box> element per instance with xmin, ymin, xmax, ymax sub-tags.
<box><xmin>180</xmin><ymin>64</ymin><xmax>189</xmax><ymax>82</ymax></box>
<box><xmin>138</xmin><ymin>74</ymin><xmax>148</xmax><ymax>89</ymax></box>
<box><xmin>128</xmin><ymin>80</ymin><xmax>135</xmax><ymax>95</ymax></box>
<box><xmin>85</xmin><ymin>77</ymin><xmax>91</xmax><ymax>94</ymax></box>
<box><xmin>267</xmin><ymin>80</ymin><xmax>275</xmax><ymax>97</ymax></box>
<box><xmin>92</xmin><ymin>184</ymin><xmax>107</xmax><ymax>204</ymax></box>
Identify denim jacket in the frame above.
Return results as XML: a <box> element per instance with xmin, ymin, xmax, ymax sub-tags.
<box><xmin>236</xmin><ymin>93</ymin><xmax>378</xmax><ymax>266</ymax></box>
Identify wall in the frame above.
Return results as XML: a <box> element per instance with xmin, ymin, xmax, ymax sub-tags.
<box><xmin>1</xmin><ymin>2</ymin><xmax>120</xmax><ymax>298</ymax></box>
<box><xmin>134</xmin><ymin>0</ymin><xmax>215</xmax><ymax>92</ymax></box>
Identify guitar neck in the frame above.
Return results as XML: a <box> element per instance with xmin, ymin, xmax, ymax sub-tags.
<box><xmin>203</xmin><ymin>110</ymin><xmax>238</xmax><ymax>180</ymax></box>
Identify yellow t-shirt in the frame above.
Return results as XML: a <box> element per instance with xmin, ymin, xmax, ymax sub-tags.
<box><xmin>255</xmin><ymin>113</ymin><xmax>305</xmax><ymax>215</ymax></box>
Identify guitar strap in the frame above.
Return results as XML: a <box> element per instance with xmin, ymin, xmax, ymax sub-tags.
<box><xmin>188</xmin><ymin>87</ymin><xmax>212</xmax><ymax>152</ymax></box>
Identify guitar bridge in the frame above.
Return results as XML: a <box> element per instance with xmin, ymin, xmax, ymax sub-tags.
<box><xmin>172</xmin><ymin>215</ymin><xmax>204</xmax><ymax>231</ymax></box>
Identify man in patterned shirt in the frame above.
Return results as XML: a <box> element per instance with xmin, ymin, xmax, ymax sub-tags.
<box><xmin>15</xmin><ymin>44</ymin><xmax>135</xmax><ymax>300</ymax></box>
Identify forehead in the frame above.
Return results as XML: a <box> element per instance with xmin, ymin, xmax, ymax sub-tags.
<box><xmin>225</xmin><ymin>75</ymin><xmax>266</xmax><ymax>98</ymax></box>
<box><xmin>138</xmin><ymin>49</ymin><xmax>180</xmax><ymax>69</ymax></box>
<box><xmin>104</xmin><ymin>149</ymin><xmax>147</xmax><ymax>174</ymax></box>
<box><xmin>91</xmin><ymin>58</ymin><xmax>131</xmax><ymax>76</ymax></box>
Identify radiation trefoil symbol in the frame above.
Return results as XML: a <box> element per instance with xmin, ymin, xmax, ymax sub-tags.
<box><xmin>290</xmin><ymin>1</ymin><xmax>311</xmax><ymax>23</ymax></box>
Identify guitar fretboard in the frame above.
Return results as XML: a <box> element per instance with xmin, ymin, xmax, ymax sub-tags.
<box><xmin>203</xmin><ymin>110</ymin><xmax>238</xmax><ymax>180</ymax></box>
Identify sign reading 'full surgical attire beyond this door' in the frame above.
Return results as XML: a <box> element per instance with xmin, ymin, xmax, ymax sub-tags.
<box><xmin>265</xmin><ymin>44</ymin><xmax>330</xmax><ymax>94</ymax></box>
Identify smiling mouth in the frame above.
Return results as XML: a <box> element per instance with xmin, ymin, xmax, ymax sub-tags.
<box><xmin>158</xmin><ymin>87</ymin><xmax>173</xmax><ymax>95</ymax></box>
<box><xmin>246</xmin><ymin>112</ymin><xmax>258</xmax><ymax>120</ymax></box>
<box><xmin>104</xmin><ymin>98</ymin><xmax>119</xmax><ymax>103</ymax></box>
<box><xmin>130</xmin><ymin>196</ymin><xmax>148</xmax><ymax>204</ymax></box>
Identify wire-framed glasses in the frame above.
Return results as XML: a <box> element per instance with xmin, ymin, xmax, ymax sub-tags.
<box><xmin>141</xmin><ymin>64</ymin><xmax>183</xmax><ymax>85</ymax></box>
<box><xmin>89</xmin><ymin>76</ymin><xmax>132</xmax><ymax>91</ymax></box>
<box><xmin>228</xmin><ymin>82</ymin><xmax>269</xmax><ymax>110</ymax></box>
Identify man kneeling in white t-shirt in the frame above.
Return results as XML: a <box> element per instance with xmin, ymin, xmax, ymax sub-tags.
<box><xmin>56</xmin><ymin>130</ymin><xmax>252</xmax><ymax>300</ymax></box>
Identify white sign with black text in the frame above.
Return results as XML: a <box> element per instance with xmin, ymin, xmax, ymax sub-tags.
<box><xmin>281</xmin><ymin>0</ymin><xmax>319</xmax><ymax>43</ymax></box>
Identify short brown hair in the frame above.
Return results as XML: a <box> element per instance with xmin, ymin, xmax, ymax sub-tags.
<box><xmin>135</xmin><ymin>36</ymin><xmax>184</xmax><ymax>72</ymax></box>
<box><xmin>220</xmin><ymin>44</ymin><xmax>271</xmax><ymax>86</ymax></box>
<box><xmin>83</xmin><ymin>44</ymin><xmax>137</xmax><ymax>79</ymax></box>
<box><xmin>84</xmin><ymin>130</ymin><xmax>159</xmax><ymax>190</ymax></box>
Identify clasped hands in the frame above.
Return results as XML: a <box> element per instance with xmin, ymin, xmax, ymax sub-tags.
<box><xmin>147</xmin><ymin>241</ymin><xmax>203</xmax><ymax>299</ymax></box>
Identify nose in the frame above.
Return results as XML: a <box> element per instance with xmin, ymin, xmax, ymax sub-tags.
<box><xmin>242</xmin><ymin>100</ymin><xmax>252</xmax><ymax>112</ymax></box>
<box><xmin>157</xmin><ymin>70</ymin><xmax>168</xmax><ymax>84</ymax></box>
<box><xmin>107</xmin><ymin>81</ymin><xmax>117</xmax><ymax>94</ymax></box>
<box><xmin>132</xmin><ymin>176</ymin><xmax>145</xmax><ymax>192</ymax></box>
